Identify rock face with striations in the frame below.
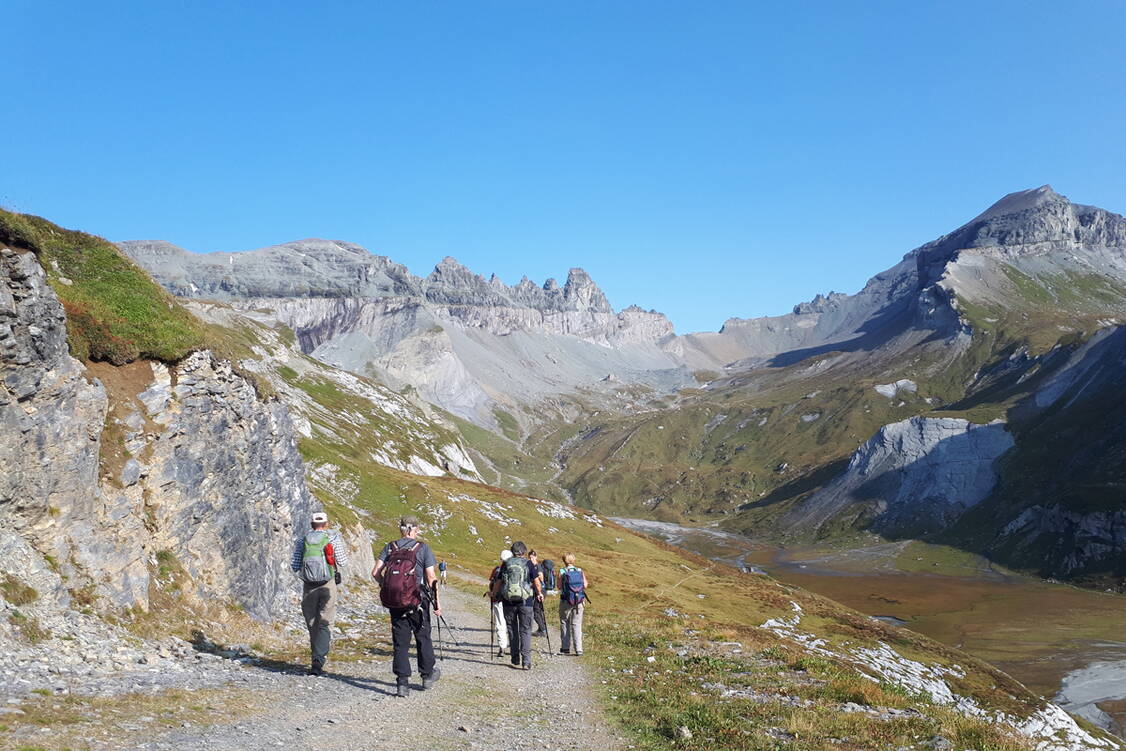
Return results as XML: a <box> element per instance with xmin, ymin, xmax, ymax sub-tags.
<box><xmin>1</xmin><ymin>244</ymin><xmax>319</xmax><ymax>619</ymax></box>
<box><xmin>107</xmin><ymin>351</ymin><xmax>319</xmax><ymax>617</ymax></box>
<box><xmin>781</xmin><ymin>417</ymin><xmax>1015</xmax><ymax>538</ymax></box>
<box><xmin>0</xmin><ymin>246</ymin><xmax>107</xmax><ymax>608</ymax></box>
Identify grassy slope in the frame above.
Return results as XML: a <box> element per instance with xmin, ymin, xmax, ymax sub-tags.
<box><xmin>549</xmin><ymin>334</ymin><xmax>977</xmax><ymax>529</ymax></box>
<box><xmin>0</xmin><ymin>209</ymin><xmax>203</xmax><ymax>363</ymax></box>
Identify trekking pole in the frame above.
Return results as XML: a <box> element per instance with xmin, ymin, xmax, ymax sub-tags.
<box><xmin>428</xmin><ymin>582</ymin><xmax>445</xmax><ymax>661</ymax></box>
<box><xmin>437</xmin><ymin>612</ymin><xmax>465</xmax><ymax>646</ymax></box>
<box><xmin>437</xmin><ymin>607</ymin><xmax>444</xmax><ymax>661</ymax></box>
<box><xmin>544</xmin><ymin>607</ymin><xmax>554</xmax><ymax>658</ymax></box>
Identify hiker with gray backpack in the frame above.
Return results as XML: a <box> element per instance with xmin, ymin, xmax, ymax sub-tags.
<box><xmin>290</xmin><ymin>511</ymin><xmax>350</xmax><ymax>676</ymax></box>
<box><xmin>489</xmin><ymin>541</ymin><xmax>543</xmax><ymax>670</ymax></box>
<box><xmin>372</xmin><ymin>515</ymin><xmax>442</xmax><ymax>697</ymax></box>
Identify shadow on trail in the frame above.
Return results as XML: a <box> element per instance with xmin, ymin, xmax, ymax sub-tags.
<box><xmin>238</xmin><ymin>655</ymin><xmax>399</xmax><ymax>696</ymax></box>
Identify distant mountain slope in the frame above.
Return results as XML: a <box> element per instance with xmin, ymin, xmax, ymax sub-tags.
<box><xmin>121</xmin><ymin>240</ymin><xmax>690</xmax><ymax>427</ymax></box>
<box><xmin>550</xmin><ymin>187</ymin><xmax>1126</xmax><ymax>584</ymax></box>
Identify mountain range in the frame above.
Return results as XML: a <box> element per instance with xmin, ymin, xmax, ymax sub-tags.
<box><xmin>121</xmin><ymin>185</ymin><xmax>1126</xmax><ymax>586</ymax></box>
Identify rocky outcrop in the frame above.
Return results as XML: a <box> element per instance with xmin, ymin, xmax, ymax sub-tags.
<box><xmin>112</xmin><ymin>351</ymin><xmax>319</xmax><ymax>618</ymax></box>
<box><xmin>1</xmin><ymin>245</ymin><xmax>320</xmax><ymax>620</ymax></box>
<box><xmin>782</xmin><ymin>417</ymin><xmax>1015</xmax><ymax>537</ymax></box>
<box><xmin>1</xmin><ymin>245</ymin><xmax>108</xmax><ymax>609</ymax></box>
<box><xmin>998</xmin><ymin>505</ymin><xmax>1126</xmax><ymax>577</ymax></box>
<box><xmin>944</xmin><ymin>325</ymin><xmax>1126</xmax><ymax>581</ymax></box>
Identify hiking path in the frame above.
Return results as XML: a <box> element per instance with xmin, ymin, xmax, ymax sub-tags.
<box><xmin>36</xmin><ymin>579</ymin><xmax>623</xmax><ymax>751</ymax></box>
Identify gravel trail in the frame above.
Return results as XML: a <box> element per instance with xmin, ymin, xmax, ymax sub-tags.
<box><xmin>83</xmin><ymin>585</ymin><xmax>622</xmax><ymax>751</ymax></box>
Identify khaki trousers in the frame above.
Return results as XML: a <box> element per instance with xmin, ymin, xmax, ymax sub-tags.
<box><xmin>301</xmin><ymin>579</ymin><xmax>337</xmax><ymax>667</ymax></box>
<box><xmin>560</xmin><ymin>600</ymin><xmax>584</xmax><ymax>654</ymax></box>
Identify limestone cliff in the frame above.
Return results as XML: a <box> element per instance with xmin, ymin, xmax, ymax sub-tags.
<box><xmin>1</xmin><ymin>243</ymin><xmax>318</xmax><ymax>619</ymax></box>
<box><xmin>780</xmin><ymin>417</ymin><xmax>1015</xmax><ymax>537</ymax></box>
<box><xmin>1</xmin><ymin>246</ymin><xmax>107</xmax><ymax>609</ymax></box>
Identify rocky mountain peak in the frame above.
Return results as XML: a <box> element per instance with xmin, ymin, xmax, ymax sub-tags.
<box><xmin>914</xmin><ymin>186</ymin><xmax>1126</xmax><ymax>290</ymax></box>
<box><xmin>793</xmin><ymin>291</ymin><xmax>847</xmax><ymax>315</ymax></box>
<box><xmin>564</xmin><ymin>268</ymin><xmax>612</xmax><ymax>313</ymax></box>
<box><xmin>969</xmin><ymin>184</ymin><xmax>1066</xmax><ymax>224</ymax></box>
<box><xmin>428</xmin><ymin>256</ymin><xmax>475</xmax><ymax>280</ymax></box>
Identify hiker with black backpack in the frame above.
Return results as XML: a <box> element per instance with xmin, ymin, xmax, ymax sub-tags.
<box><xmin>489</xmin><ymin>541</ymin><xmax>542</xmax><ymax>670</ymax></box>
<box><xmin>371</xmin><ymin>515</ymin><xmax>442</xmax><ymax>697</ymax></box>
<box><xmin>558</xmin><ymin>553</ymin><xmax>589</xmax><ymax>656</ymax></box>
<box><xmin>290</xmin><ymin>511</ymin><xmax>350</xmax><ymax>676</ymax></box>
<box><xmin>542</xmin><ymin>558</ymin><xmax>557</xmax><ymax>593</ymax></box>
<box><xmin>528</xmin><ymin>550</ymin><xmax>549</xmax><ymax>637</ymax></box>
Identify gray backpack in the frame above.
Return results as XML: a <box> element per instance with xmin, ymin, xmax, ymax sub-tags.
<box><xmin>300</xmin><ymin>531</ymin><xmax>334</xmax><ymax>584</ymax></box>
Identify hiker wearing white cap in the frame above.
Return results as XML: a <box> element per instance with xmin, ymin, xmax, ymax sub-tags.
<box><xmin>290</xmin><ymin>511</ymin><xmax>349</xmax><ymax>675</ymax></box>
<box><xmin>486</xmin><ymin>550</ymin><xmax>513</xmax><ymax>657</ymax></box>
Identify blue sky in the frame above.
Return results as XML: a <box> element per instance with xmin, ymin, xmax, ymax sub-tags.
<box><xmin>5</xmin><ymin>1</ymin><xmax>1126</xmax><ymax>333</ymax></box>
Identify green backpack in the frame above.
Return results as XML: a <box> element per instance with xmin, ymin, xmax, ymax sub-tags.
<box><xmin>501</xmin><ymin>557</ymin><xmax>532</xmax><ymax>602</ymax></box>
<box><xmin>301</xmin><ymin>531</ymin><xmax>335</xmax><ymax>584</ymax></box>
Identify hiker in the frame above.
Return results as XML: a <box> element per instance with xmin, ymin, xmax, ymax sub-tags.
<box><xmin>528</xmin><ymin>550</ymin><xmax>549</xmax><ymax>636</ymax></box>
<box><xmin>490</xmin><ymin>541</ymin><xmax>542</xmax><ymax>670</ymax></box>
<box><xmin>558</xmin><ymin>553</ymin><xmax>589</xmax><ymax>656</ymax></box>
<box><xmin>486</xmin><ymin>550</ymin><xmax>513</xmax><ymax>657</ymax></box>
<box><xmin>290</xmin><ymin>511</ymin><xmax>349</xmax><ymax>676</ymax></box>
<box><xmin>439</xmin><ymin>559</ymin><xmax>448</xmax><ymax>585</ymax></box>
<box><xmin>372</xmin><ymin>515</ymin><xmax>442</xmax><ymax>697</ymax></box>
<box><xmin>542</xmin><ymin>558</ymin><xmax>557</xmax><ymax>593</ymax></box>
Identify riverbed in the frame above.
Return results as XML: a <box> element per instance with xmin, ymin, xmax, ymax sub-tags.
<box><xmin>612</xmin><ymin>517</ymin><xmax>1126</xmax><ymax>735</ymax></box>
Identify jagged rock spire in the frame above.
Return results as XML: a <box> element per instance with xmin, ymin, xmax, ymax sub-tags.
<box><xmin>564</xmin><ymin>268</ymin><xmax>612</xmax><ymax>312</ymax></box>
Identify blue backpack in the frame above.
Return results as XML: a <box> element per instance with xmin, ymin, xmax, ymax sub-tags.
<box><xmin>560</xmin><ymin>566</ymin><xmax>586</xmax><ymax>605</ymax></box>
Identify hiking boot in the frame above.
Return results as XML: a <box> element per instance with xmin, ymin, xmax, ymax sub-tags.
<box><xmin>496</xmin><ymin>648</ymin><xmax>505</xmax><ymax>657</ymax></box>
<box><xmin>396</xmin><ymin>683</ymin><xmax>409</xmax><ymax>698</ymax></box>
<box><xmin>422</xmin><ymin>668</ymin><xmax>441</xmax><ymax>690</ymax></box>
<box><xmin>308</xmin><ymin>662</ymin><xmax>325</xmax><ymax>676</ymax></box>
<box><xmin>522</xmin><ymin>663</ymin><xmax>532</xmax><ymax>670</ymax></box>
<box><xmin>559</xmin><ymin>649</ymin><xmax>571</xmax><ymax>655</ymax></box>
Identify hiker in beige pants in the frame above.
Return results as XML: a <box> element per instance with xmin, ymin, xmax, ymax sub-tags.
<box><xmin>557</xmin><ymin>553</ymin><xmax>589</xmax><ymax>656</ymax></box>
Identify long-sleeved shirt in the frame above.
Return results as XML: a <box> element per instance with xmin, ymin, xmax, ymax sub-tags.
<box><xmin>291</xmin><ymin>529</ymin><xmax>350</xmax><ymax>572</ymax></box>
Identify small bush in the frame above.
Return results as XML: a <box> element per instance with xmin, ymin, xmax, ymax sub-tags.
<box><xmin>1</xmin><ymin>574</ymin><xmax>39</xmax><ymax>606</ymax></box>
<box><xmin>9</xmin><ymin>610</ymin><xmax>50</xmax><ymax>643</ymax></box>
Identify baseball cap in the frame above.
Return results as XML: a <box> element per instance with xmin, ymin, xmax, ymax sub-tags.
<box><xmin>311</xmin><ymin>512</ymin><xmax>328</xmax><ymax>524</ymax></box>
<box><xmin>500</xmin><ymin>550</ymin><xmax>513</xmax><ymax>561</ymax></box>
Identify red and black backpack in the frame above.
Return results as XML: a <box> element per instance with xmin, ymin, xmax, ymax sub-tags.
<box><xmin>380</xmin><ymin>540</ymin><xmax>422</xmax><ymax>610</ymax></box>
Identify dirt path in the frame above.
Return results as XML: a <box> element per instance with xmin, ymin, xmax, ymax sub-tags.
<box><xmin>101</xmin><ymin>585</ymin><xmax>622</xmax><ymax>751</ymax></box>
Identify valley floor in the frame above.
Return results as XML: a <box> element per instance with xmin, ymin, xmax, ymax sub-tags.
<box><xmin>0</xmin><ymin>585</ymin><xmax>622</xmax><ymax>751</ymax></box>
